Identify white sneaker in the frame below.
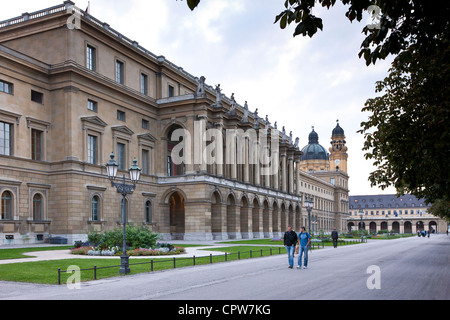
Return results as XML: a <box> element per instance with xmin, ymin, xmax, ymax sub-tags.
<box><xmin>303</xmin><ymin>266</ymin><xmax>307</xmax><ymax>269</ymax></box>
<box><xmin>296</xmin><ymin>266</ymin><xmax>301</xmax><ymax>269</ymax></box>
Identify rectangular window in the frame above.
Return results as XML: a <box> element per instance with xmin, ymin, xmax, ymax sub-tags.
<box><xmin>31</xmin><ymin>90</ymin><xmax>44</xmax><ymax>104</ymax></box>
<box><xmin>0</xmin><ymin>80</ymin><xmax>13</xmax><ymax>94</ymax></box>
<box><xmin>117</xmin><ymin>110</ymin><xmax>126</xmax><ymax>122</ymax></box>
<box><xmin>116</xmin><ymin>60</ymin><xmax>124</xmax><ymax>84</ymax></box>
<box><xmin>86</xmin><ymin>45</ymin><xmax>96</xmax><ymax>71</ymax></box>
<box><xmin>88</xmin><ymin>100</ymin><xmax>98</xmax><ymax>112</ymax></box>
<box><xmin>117</xmin><ymin>142</ymin><xmax>125</xmax><ymax>171</ymax></box>
<box><xmin>88</xmin><ymin>135</ymin><xmax>98</xmax><ymax>165</ymax></box>
<box><xmin>142</xmin><ymin>119</ymin><xmax>149</xmax><ymax>130</ymax></box>
<box><xmin>141</xmin><ymin>73</ymin><xmax>148</xmax><ymax>95</ymax></box>
<box><xmin>0</xmin><ymin>121</ymin><xmax>12</xmax><ymax>156</ymax></box>
<box><xmin>142</xmin><ymin>149</ymin><xmax>149</xmax><ymax>175</ymax></box>
<box><xmin>168</xmin><ymin>85</ymin><xmax>174</xmax><ymax>97</ymax></box>
<box><xmin>31</xmin><ymin>129</ymin><xmax>43</xmax><ymax>161</ymax></box>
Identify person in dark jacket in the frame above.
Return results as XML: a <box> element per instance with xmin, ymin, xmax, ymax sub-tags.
<box><xmin>331</xmin><ymin>228</ymin><xmax>339</xmax><ymax>248</ymax></box>
<box><xmin>284</xmin><ymin>226</ymin><xmax>298</xmax><ymax>269</ymax></box>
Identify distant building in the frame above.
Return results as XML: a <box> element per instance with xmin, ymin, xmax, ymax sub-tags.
<box><xmin>348</xmin><ymin>194</ymin><xmax>447</xmax><ymax>234</ymax></box>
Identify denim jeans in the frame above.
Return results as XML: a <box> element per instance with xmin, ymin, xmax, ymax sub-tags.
<box><xmin>298</xmin><ymin>246</ymin><xmax>309</xmax><ymax>267</ymax></box>
<box><xmin>285</xmin><ymin>245</ymin><xmax>295</xmax><ymax>267</ymax></box>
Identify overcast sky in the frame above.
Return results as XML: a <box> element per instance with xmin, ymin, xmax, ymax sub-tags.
<box><xmin>1</xmin><ymin>0</ymin><xmax>398</xmax><ymax>196</ymax></box>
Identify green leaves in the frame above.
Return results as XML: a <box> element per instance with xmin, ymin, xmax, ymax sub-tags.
<box><xmin>186</xmin><ymin>0</ymin><xmax>201</xmax><ymax>11</ymax></box>
<box><xmin>359</xmin><ymin>42</ymin><xmax>450</xmax><ymax>207</ymax></box>
<box><xmin>177</xmin><ymin>0</ymin><xmax>201</xmax><ymax>11</ymax></box>
<box><xmin>274</xmin><ymin>1</ymin><xmax>323</xmax><ymax>38</ymax></box>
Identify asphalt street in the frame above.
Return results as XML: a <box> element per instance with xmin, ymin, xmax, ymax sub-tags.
<box><xmin>0</xmin><ymin>234</ymin><xmax>448</xmax><ymax>300</ymax></box>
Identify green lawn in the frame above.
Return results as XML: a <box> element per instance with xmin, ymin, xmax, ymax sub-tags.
<box><xmin>0</xmin><ymin>245</ymin><xmax>286</xmax><ymax>285</ymax></box>
<box><xmin>218</xmin><ymin>239</ymin><xmax>284</xmax><ymax>246</ymax></box>
<box><xmin>0</xmin><ymin>246</ymin><xmax>73</xmax><ymax>260</ymax></box>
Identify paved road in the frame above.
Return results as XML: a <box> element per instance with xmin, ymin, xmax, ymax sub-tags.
<box><xmin>0</xmin><ymin>235</ymin><xmax>449</xmax><ymax>300</ymax></box>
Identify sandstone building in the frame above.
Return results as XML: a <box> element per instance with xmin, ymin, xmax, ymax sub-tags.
<box><xmin>0</xmin><ymin>1</ymin><xmax>349</xmax><ymax>244</ymax></box>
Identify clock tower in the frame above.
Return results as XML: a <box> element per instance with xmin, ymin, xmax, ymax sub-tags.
<box><xmin>329</xmin><ymin>120</ymin><xmax>348</xmax><ymax>173</ymax></box>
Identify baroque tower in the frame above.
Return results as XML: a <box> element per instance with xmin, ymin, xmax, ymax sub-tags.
<box><xmin>329</xmin><ymin>120</ymin><xmax>348</xmax><ymax>173</ymax></box>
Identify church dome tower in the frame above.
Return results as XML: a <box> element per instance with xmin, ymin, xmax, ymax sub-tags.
<box><xmin>300</xmin><ymin>127</ymin><xmax>330</xmax><ymax>172</ymax></box>
<box><xmin>329</xmin><ymin>120</ymin><xmax>348</xmax><ymax>173</ymax></box>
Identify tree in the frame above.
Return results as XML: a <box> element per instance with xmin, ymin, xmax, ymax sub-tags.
<box><xmin>359</xmin><ymin>41</ymin><xmax>450</xmax><ymax>207</ymax></box>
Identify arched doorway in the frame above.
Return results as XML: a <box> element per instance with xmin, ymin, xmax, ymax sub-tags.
<box><xmin>211</xmin><ymin>191</ymin><xmax>223</xmax><ymax>240</ymax></box>
<box><xmin>252</xmin><ymin>198</ymin><xmax>261</xmax><ymax>238</ymax></box>
<box><xmin>347</xmin><ymin>222</ymin><xmax>355</xmax><ymax>232</ymax></box>
<box><xmin>280</xmin><ymin>203</ymin><xmax>287</xmax><ymax>232</ymax></box>
<box><xmin>392</xmin><ymin>221</ymin><xmax>400</xmax><ymax>234</ymax></box>
<box><xmin>404</xmin><ymin>221</ymin><xmax>412</xmax><ymax>234</ymax></box>
<box><xmin>416</xmin><ymin>221</ymin><xmax>424</xmax><ymax>232</ymax></box>
<box><xmin>227</xmin><ymin>194</ymin><xmax>238</xmax><ymax>239</ymax></box>
<box><xmin>272</xmin><ymin>202</ymin><xmax>279</xmax><ymax>235</ymax></box>
<box><xmin>263</xmin><ymin>200</ymin><xmax>270</xmax><ymax>238</ymax></box>
<box><xmin>169</xmin><ymin>192</ymin><xmax>185</xmax><ymax>240</ymax></box>
<box><xmin>240</xmin><ymin>196</ymin><xmax>250</xmax><ymax>239</ymax></box>
<box><xmin>369</xmin><ymin>222</ymin><xmax>377</xmax><ymax>234</ymax></box>
<box><xmin>429</xmin><ymin>221</ymin><xmax>437</xmax><ymax>234</ymax></box>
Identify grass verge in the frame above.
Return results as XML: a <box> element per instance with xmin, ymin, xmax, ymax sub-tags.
<box><xmin>0</xmin><ymin>246</ymin><xmax>287</xmax><ymax>285</ymax></box>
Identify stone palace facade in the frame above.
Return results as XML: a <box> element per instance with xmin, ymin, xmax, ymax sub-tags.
<box><xmin>0</xmin><ymin>1</ymin><xmax>349</xmax><ymax>244</ymax></box>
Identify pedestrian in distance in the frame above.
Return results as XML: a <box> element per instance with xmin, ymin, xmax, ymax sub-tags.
<box><xmin>297</xmin><ymin>227</ymin><xmax>311</xmax><ymax>269</ymax></box>
<box><xmin>284</xmin><ymin>225</ymin><xmax>298</xmax><ymax>269</ymax></box>
<box><xmin>331</xmin><ymin>228</ymin><xmax>339</xmax><ymax>248</ymax></box>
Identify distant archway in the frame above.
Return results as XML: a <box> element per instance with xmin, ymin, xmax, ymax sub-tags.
<box><xmin>169</xmin><ymin>192</ymin><xmax>185</xmax><ymax>240</ymax></box>
<box><xmin>211</xmin><ymin>191</ymin><xmax>223</xmax><ymax>239</ymax></box>
<box><xmin>404</xmin><ymin>221</ymin><xmax>412</xmax><ymax>234</ymax></box>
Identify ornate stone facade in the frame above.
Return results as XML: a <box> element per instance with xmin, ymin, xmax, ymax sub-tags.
<box><xmin>0</xmin><ymin>2</ymin><xmax>349</xmax><ymax>244</ymax></box>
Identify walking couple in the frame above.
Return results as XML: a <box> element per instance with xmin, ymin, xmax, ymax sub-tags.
<box><xmin>284</xmin><ymin>226</ymin><xmax>311</xmax><ymax>269</ymax></box>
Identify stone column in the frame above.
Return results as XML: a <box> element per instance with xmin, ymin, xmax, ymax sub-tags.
<box><xmin>295</xmin><ymin>160</ymin><xmax>301</xmax><ymax>195</ymax></box>
<box><xmin>281</xmin><ymin>154</ymin><xmax>287</xmax><ymax>192</ymax></box>
<box><xmin>288</xmin><ymin>157</ymin><xmax>294</xmax><ymax>194</ymax></box>
<box><xmin>273</xmin><ymin>151</ymin><xmax>280</xmax><ymax>190</ymax></box>
<box><xmin>254</xmin><ymin>141</ymin><xmax>260</xmax><ymax>186</ymax></box>
<box><xmin>244</xmin><ymin>138</ymin><xmax>250</xmax><ymax>183</ymax></box>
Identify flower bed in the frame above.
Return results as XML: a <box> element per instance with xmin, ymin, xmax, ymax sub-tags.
<box><xmin>70</xmin><ymin>245</ymin><xmax>186</xmax><ymax>257</ymax></box>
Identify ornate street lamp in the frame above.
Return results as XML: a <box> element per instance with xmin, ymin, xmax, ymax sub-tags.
<box><xmin>305</xmin><ymin>196</ymin><xmax>314</xmax><ymax>235</ymax></box>
<box><xmin>105</xmin><ymin>153</ymin><xmax>141</xmax><ymax>275</ymax></box>
<box><xmin>359</xmin><ymin>209</ymin><xmax>365</xmax><ymax>242</ymax></box>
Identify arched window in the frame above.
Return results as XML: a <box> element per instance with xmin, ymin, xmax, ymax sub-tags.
<box><xmin>145</xmin><ymin>200</ymin><xmax>151</xmax><ymax>223</ymax></box>
<box><xmin>1</xmin><ymin>191</ymin><xmax>12</xmax><ymax>220</ymax></box>
<box><xmin>92</xmin><ymin>196</ymin><xmax>100</xmax><ymax>221</ymax></box>
<box><xmin>167</xmin><ymin>125</ymin><xmax>186</xmax><ymax>177</ymax></box>
<box><xmin>33</xmin><ymin>194</ymin><xmax>42</xmax><ymax>221</ymax></box>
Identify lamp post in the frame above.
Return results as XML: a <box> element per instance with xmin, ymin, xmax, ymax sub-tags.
<box><xmin>305</xmin><ymin>197</ymin><xmax>314</xmax><ymax>235</ymax></box>
<box><xmin>105</xmin><ymin>153</ymin><xmax>141</xmax><ymax>275</ymax></box>
<box><xmin>359</xmin><ymin>209</ymin><xmax>364</xmax><ymax>242</ymax></box>
<box><xmin>401</xmin><ymin>217</ymin><xmax>404</xmax><ymax>238</ymax></box>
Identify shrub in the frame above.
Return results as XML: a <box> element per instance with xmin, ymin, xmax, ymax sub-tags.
<box><xmin>87</xmin><ymin>226</ymin><xmax>160</xmax><ymax>250</ymax></box>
